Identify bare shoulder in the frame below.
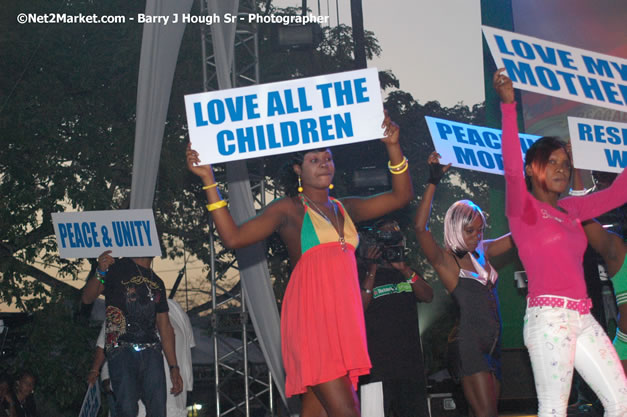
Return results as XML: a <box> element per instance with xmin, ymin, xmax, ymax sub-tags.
<box><xmin>270</xmin><ymin>195</ymin><xmax>302</xmax><ymax>213</ymax></box>
<box><xmin>259</xmin><ymin>195</ymin><xmax>295</xmax><ymax>212</ymax></box>
<box><xmin>265</xmin><ymin>195</ymin><xmax>304</xmax><ymax>227</ymax></box>
<box><xmin>438</xmin><ymin>251</ymin><xmax>462</xmax><ymax>276</ymax></box>
<box><xmin>337</xmin><ymin>195</ymin><xmax>363</xmax><ymax>214</ymax></box>
<box><xmin>433</xmin><ymin>253</ymin><xmax>461</xmax><ymax>292</ymax></box>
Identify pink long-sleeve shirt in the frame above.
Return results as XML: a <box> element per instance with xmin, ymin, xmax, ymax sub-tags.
<box><xmin>501</xmin><ymin>102</ymin><xmax>627</xmax><ymax>299</ymax></box>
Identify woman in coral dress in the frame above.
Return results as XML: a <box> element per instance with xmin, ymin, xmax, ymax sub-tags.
<box><xmin>186</xmin><ymin>113</ymin><xmax>413</xmax><ymax>417</ymax></box>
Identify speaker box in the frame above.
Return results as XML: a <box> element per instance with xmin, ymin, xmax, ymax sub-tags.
<box><xmin>500</xmin><ymin>348</ymin><xmax>537</xmax><ymax>400</ymax></box>
<box><xmin>428</xmin><ymin>393</ymin><xmax>461</xmax><ymax>417</ymax></box>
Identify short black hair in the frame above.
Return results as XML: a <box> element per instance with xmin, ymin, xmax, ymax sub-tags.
<box><xmin>524</xmin><ymin>136</ymin><xmax>569</xmax><ymax>191</ymax></box>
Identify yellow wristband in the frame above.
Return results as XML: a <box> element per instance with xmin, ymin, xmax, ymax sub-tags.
<box><xmin>390</xmin><ymin>162</ymin><xmax>409</xmax><ymax>175</ymax></box>
<box><xmin>388</xmin><ymin>156</ymin><xmax>408</xmax><ymax>170</ymax></box>
<box><xmin>206</xmin><ymin>200</ymin><xmax>227</xmax><ymax>212</ymax></box>
<box><xmin>202</xmin><ymin>183</ymin><xmax>218</xmax><ymax>190</ymax></box>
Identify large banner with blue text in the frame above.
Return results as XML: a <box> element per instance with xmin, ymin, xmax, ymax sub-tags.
<box><xmin>567</xmin><ymin>117</ymin><xmax>627</xmax><ymax>173</ymax></box>
<box><xmin>184</xmin><ymin>68</ymin><xmax>384</xmax><ymax>165</ymax></box>
<box><xmin>482</xmin><ymin>26</ymin><xmax>627</xmax><ymax>112</ymax></box>
<box><xmin>425</xmin><ymin>116</ymin><xmax>541</xmax><ymax>175</ymax></box>
<box><xmin>51</xmin><ymin>209</ymin><xmax>161</xmax><ymax>259</ymax></box>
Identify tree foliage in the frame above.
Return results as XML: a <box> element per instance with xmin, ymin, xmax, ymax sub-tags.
<box><xmin>0</xmin><ymin>300</ymin><xmax>99</xmax><ymax>415</ymax></box>
<box><xmin>1</xmin><ymin>0</ymin><xmax>145</xmax><ymax>308</ymax></box>
<box><xmin>0</xmin><ymin>0</ymin><xmax>494</xmax><ymax>398</ymax></box>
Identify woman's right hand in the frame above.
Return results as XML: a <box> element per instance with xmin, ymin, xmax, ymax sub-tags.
<box><xmin>493</xmin><ymin>68</ymin><xmax>515</xmax><ymax>104</ymax></box>
<box><xmin>97</xmin><ymin>250</ymin><xmax>114</xmax><ymax>272</ymax></box>
<box><xmin>186</xmin><ymin>142</ymin><xmax>215</xmax><ymax>180</ymax></box>
<box><xmin>427</xmin><ymin>151</ymin><xmax>451</xmax><ymax>185</ymax></box>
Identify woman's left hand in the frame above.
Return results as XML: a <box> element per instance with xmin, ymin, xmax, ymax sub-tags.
<box><xmin>381</xmin><ymin>110</ymin><xmax>400</xmax><ymax>146</ymax></box>
<box><xmin>493</xmin><ymin>68</ymin><xmax>515</xmax><ymax>104</ymax></box>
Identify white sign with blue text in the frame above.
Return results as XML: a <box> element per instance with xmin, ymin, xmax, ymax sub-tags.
<box><xmin>425</xmin><ymin>116</ymin><xmax>541</xmax><ymax>175</ymax></box>
<box><xmin>482</xmin><ymin>26</ymin><xmax>627</xmax><ymax>112</ymax></box>
<box><xmin>78</xmin><ymin>382</ymin><xmax>101</xmax><ymax>417</ymax></box>
<box><xmin>567</xmin><ymin>117</ymin><xmax>627</xmax><ymax>173</ymax></box>
<box><xmin>52</xmin><ymin>209</ymin><xmax>161</xmax><ymax>259</ymax></box>
<box><xmin>184</xmin><ymin>68</ymin><xmax>384</xmax><ymax>165</ymax></box>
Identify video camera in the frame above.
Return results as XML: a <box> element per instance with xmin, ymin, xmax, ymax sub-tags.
<box><xmin>357</xmin><ymin>224</ymin><xmax>406</xmax><ymax>263</ymax></box>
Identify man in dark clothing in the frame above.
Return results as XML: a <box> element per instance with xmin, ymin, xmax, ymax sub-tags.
<box><xmin>82</xmin><ymin>251</ymin><xmax>182</xmax><ymax>417</ymax></box>
<box><xmin>11</xmin><ymin>372</ymin><xmax>38</xmax><ymax>417</ymax></box>
<box><xmin>358</xmin><ymin>220</ymin><xmax>434</xmax><ymax>417</ymax></box>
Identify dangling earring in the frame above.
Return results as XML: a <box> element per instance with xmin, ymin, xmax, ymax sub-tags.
<box><xmin>298</xmin><ymin>175</ymin><xmax>303</xmax><ymax>193</ymax></box>
<box><xmin>328</xmin><ymin>183</ymin><xmax>334</xmax><ymax>190</ymax></box>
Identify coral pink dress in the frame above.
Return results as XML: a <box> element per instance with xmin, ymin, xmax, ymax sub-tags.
<box><xmin>281</xmin><ymin>196</ymin><xmax>371</xmax><ymax>397</ymax></box>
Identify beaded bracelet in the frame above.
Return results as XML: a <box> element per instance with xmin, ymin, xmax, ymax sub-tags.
<box><xmin>96</xmin><ymin>269</ymin><xmax>107</xmax><ymax>285</ymax></box>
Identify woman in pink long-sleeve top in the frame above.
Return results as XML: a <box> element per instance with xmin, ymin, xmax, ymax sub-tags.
<box><xmin>494</xmin><ymin>68</ymin><xmax>627</xmax><ymax>417</ymax></box>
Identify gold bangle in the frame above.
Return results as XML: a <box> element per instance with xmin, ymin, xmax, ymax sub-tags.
<box><xmin>389</xmin><ymin>160</ymin><xmax>408</xmax><ymax>172</ymax></box>
<box><xmin>206</xmin><ymin>200</ymin><xmax>227</xmax><ymax>212</ymax></box>
<box><xmin>390</xmin><ymin>162</ymin><xmax>409</xmax><ymax>175</ymax></box>
<box><xmin>202</xmin><ymin>183</ymin><xmax>218</xmax><ymax>190</ymax></box>
<box><xmin>388</xmin><ymin>156</ymin><xmax>408</xmax><ymax>170</ymax></box>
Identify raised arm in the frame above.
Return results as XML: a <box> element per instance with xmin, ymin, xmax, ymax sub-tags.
<box><xmin>494</xmin><ymin>69</ymin><xmax>528</xmax><ymax>219</ymax></box>
<box><xmin>342</xmin><ymin>112</ymin><xmax>414</xmax><ymax>222</ymax></box>
<box><xmin>414</xmin><ymin>152</ymin><xmax>451</xmax><ymax>270</ymax></box>
<box><xmin>567</xmin><ymin>145</ymin><xmax>627</xmax><ymax>273</ymax></box>
<box><xmin>186</xmin><ymin>144</ymin><xmax>288</xmax><ymax>249</ymax></box>
<box><xmin>484</xmin><ymin>233</ymin><xmax>514</xmax><ymax>258</ymax></box>
<box><xmin>81</xmin><ymin>251</ymin><xmax>114</xmax><ymax>304</ymax></box>
<box><xmin>559</xmin><ymin>168</ymin><xmax>627</xmax><ymax>221</ymax></box>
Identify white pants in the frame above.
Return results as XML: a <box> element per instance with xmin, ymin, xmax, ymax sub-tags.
<box><xmin>523</xmin><ymin>305</ymin><xmax>627</xmax><ymax>417</ymax></box>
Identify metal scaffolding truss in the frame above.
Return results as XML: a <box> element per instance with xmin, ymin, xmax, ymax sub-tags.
<box><xmin>200</xmin><ymin>0</ymin><xmax>260</xmax><ymax>93</ymax></box>
<box><xmin>197</xmin><ymin>1</ymin><xmax>274</xmax><ymax>416</ymax></box>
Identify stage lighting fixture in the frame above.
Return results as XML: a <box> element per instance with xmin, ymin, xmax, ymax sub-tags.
<box><xmin>352</xmin><ymin>167</ymin><xmax>389</xmax><ymax>191</ymax></box>
<box><xmin>271</xmin><ymin>23</ymin><xmax>322</xmax><ymax>50</ymax></box>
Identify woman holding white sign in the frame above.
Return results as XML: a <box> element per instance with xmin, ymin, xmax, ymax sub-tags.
<box><xmin>414</xmin><ymin>151</ymin><xmax>514</xmax><ymax>417</ymax></box>
<box><xmin>494</xmin><ymin>68</ymin><xmax>627</xmax><ymax>417</ymax></box>
<box><xmin>186</xmin><ymin>113</ymin><xmax>412</xmax><ymax>417</ymax></box>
